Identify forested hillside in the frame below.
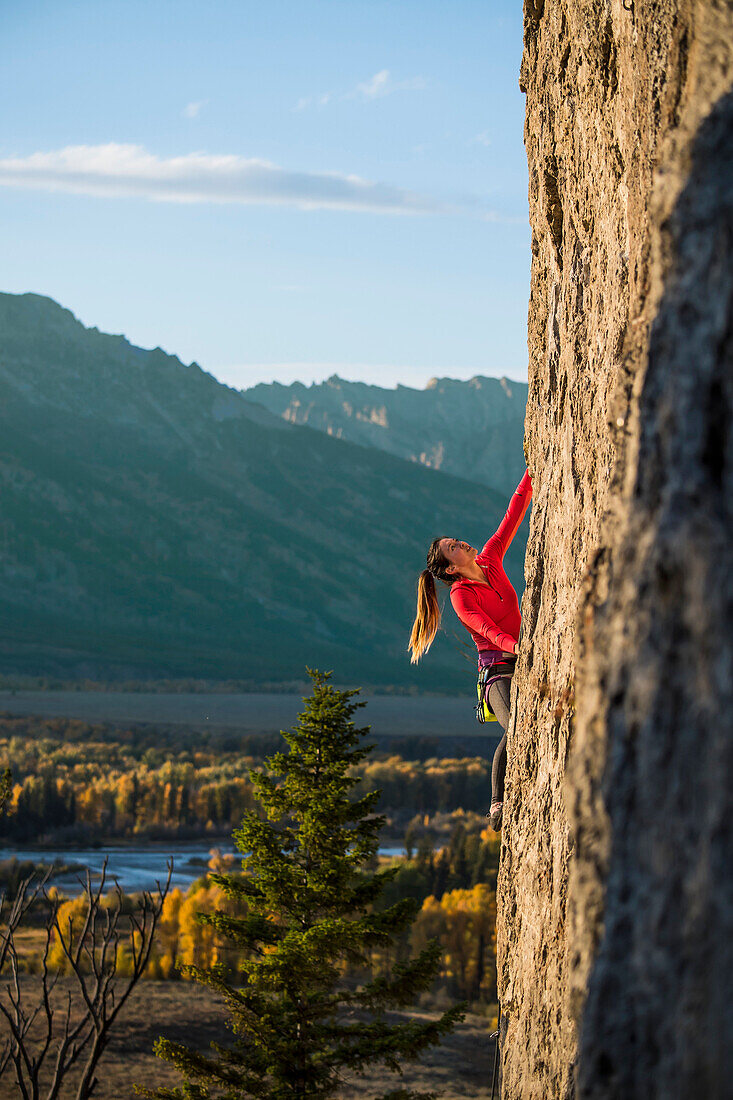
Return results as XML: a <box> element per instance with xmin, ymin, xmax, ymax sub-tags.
<box><xmin>0</xmin><ymin>713</ymin><xmax>494</xmax><ymax>844</ymax></box>
<box><xmin>0</xmin><ymin>293</ymin><xmax>527</xmax><ymax>689</ymax></box>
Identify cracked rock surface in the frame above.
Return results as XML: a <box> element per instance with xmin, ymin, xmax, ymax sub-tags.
<box><xmin>498</xmin><ymin>3</ymin><xmax>732</xmax><ymax>1097</ymax></box>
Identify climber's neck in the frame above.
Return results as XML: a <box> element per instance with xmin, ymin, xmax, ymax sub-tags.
<box><xmin>454</xmin><ymin>562</ymin><xmax>488</xmax><ymax>584</ymax></box>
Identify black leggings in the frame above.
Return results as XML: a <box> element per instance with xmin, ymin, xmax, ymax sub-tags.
<box><xmin>488</xmin><ymin>677</ymin><xmax>512</xmax><ymax>805</ymax></box>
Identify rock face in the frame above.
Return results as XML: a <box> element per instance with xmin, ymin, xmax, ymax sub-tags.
<box><xmin>499</xmin><ymin>3</ymin><xmax>732</xmax><ymax>1097</ymax></box>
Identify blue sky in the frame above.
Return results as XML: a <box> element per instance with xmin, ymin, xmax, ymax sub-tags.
<box><xmin>1</xmin><ymin>0</ymin><xmax>530</xmax><ymax>390</ymax></box>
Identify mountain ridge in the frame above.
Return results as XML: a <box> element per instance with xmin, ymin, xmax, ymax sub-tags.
<box><xmin>245</xmin><ymin>371</ymin><xmax>528</xmax><ymax>498</ymax></box>
<box><xmin>0</xmin><ymin>292</ymin><xmax>529</xmax><ymax>690</ymax></box>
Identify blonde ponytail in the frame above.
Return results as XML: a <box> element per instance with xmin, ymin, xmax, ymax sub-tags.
<box><xmin>408</xmin><ymin>569</ymin><xmax>442</xmax><ymax>663</ymax></box>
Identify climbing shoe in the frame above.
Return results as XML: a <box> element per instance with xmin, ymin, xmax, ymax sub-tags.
<box><xmin>488</xmin><ymin>801</ymin><xmax>503</xmax><ymax>832</ymax></box>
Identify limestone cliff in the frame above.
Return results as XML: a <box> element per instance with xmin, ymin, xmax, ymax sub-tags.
<box><xmin>499</xmin><ymin>2</ymin><xmax>732</xmax><ymax>1097</ymax></box>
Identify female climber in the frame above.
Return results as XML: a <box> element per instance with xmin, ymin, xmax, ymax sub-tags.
<box><xmin>408</xmin><ymin>469</ymin><xmax>532</xmax><ymax>831</ymax></box>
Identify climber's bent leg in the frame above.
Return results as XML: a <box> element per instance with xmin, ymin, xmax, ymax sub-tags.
<box><xmin>490</xmin><ymin>731</ymin><xmax>507</xmax><ymax>806</ymax></box>
<box><xmin>488</xmin><ymin>677</ymin><xmax>512</xmax><ymax>808</ymax></box>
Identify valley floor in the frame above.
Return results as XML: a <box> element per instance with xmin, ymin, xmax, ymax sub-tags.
<box><xmin>0</xmin><ymin>689</ymin><xmax>477</xmax><ymax>737</ymax></box>
<box><xmin>0</xmin><ymin>981</ymin><xmax>498</xmax><ymax>1099</ymax></box>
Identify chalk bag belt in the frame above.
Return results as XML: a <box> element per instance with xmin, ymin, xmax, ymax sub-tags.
<box><xmin>475</xmin><ymin>665</ymin><xmax>514</xmax><ymax>725</ymax></box>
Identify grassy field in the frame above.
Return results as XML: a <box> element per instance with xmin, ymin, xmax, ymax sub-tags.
<box><xmin>0</xmin><ymin>980</ymin><xmax>499</xmax><ymax>1099</ymax></box>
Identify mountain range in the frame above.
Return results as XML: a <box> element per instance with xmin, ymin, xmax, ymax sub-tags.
<box><xmin>245</xmin><ymin>374</ymin><xmax>527</xmax><ymax>499</ymax></box>
<box><xmin>0</xmin><ymin>293</ymin><xmax>529</xmax><ymax>691</ymax></box>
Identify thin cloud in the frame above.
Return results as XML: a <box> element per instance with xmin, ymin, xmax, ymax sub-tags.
<box><xmin>295</xmin><ymin>69</ymin><xmax>427</xmax><ymax>111</ymax></box>
<box><xmin>472</xmin><ymin>129</ymin><xmax>492</xmax><ymax>147</ymax></box>
<box><xmin>356</xmin><ymin>69</ymin><xmax>390</xmax><ymax>98</ymax></box>
<box><xmin>295</xmin><ymin>93</ymin><xmax>332</xmax><ymax>112</ymax></box>
<box><xmin>182</xmin><ymin>100</ymin><xmax>207</xmax><ymax>119</ymax></box>
<box><xmin>353</xmin><ymin>69</ymin><xmax>427</xmax><ymax>100</ymax></box>
<box><xmin>0</xmin><ymin>143</ymin><xmax>449</xmax><ymax>215</ymax></box>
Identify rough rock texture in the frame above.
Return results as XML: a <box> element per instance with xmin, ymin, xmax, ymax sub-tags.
<box><xmin>498</xmin><ymin>3</ymin><xmax>732</xmax><ymax>1097</ymax></box>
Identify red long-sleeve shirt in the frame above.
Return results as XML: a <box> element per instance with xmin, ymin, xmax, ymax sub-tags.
<box><xmin>449</xmin><ymin>470</ymin><xmax>532</xmax><ymax>656</ymax></box>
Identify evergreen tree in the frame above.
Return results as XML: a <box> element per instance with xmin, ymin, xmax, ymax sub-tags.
<box><xmin>142</xmin><ymin>671</ymin><xmax>463</xmax><ymax>1099</ymax></box>
<box><xmin>0</xmin><ymin>766</ymin><xmax>11</xmax><ymax>815</ymax></box>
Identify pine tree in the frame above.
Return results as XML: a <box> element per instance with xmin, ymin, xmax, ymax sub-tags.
<box><xmin>0</xmin><ymin>767</ymin><xmax>11</xmax><ymax>815</ymax></box>
<box><xmin>142</xmin><ymin>670</ymin><xmax>463</xmax><ymax>1100</ymax></box>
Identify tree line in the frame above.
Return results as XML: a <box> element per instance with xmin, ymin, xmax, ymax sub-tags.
<box><xmin>14</xmin><ymin>822</ymin><xmax>500</xmax><ymax>1011</ymax></box>
<box><xmin>2</xmin><ymin>675</ymin><xmax>496</xmax><ymax>1099</ymax></box>
<box><xmin>0</xmin><ymin>722</ymin><xmax>492</xmax><ymax>843</ymax></box>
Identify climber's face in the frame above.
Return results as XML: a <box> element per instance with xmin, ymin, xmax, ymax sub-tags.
<box><xmin>439</xmin><ymin>538</ymin><xmax>477</xmax><ymax>576</ymax></box>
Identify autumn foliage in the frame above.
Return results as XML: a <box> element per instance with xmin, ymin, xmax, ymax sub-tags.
<box><xmin>0</xmin><ymin>715</ymin><xmax>493</xmax><ymax>843</ymax></box>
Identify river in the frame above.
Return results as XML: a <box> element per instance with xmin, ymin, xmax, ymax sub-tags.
<box><xmin>0</xmin><ymin>841</ymin><xmax>406</xmax><ymax>897</ymax></box>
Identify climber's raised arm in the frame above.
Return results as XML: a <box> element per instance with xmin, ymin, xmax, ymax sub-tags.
<box><xmin>480</xmin><ymin>469</ymin><xmax>532</xmax><ymax>560</ymax></box>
